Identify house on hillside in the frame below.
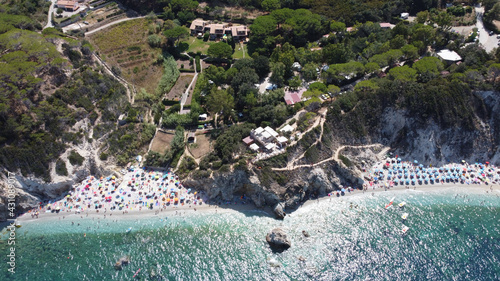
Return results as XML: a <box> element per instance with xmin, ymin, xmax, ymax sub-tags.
<box><xmin>189</xmin><ymin>19</ymin><xmax>209</xmax><ymax>36</ymax></box>
<box><xmin>189</xmin><ymin>19</ymin><xmax>249</xmax><ymax>41</ymax></box>
<box><xmin>284</xmin><ymin>88</ymin><xmax>306</xmax><ymax>105</ymax></box>
<box><xmin>436</xmin><ymin>49</ymin><xmax>462</xmax><ymax>64</ymax></box>
<box><xmin>56</xmin><ymin>0</ymin><xmax>79</xmax><ymax>11</ymax></box>
<box><xmin>210</xmin><ymin>23</ymin><xmax>227</xmax><ymax>40</ymax></box>
<box><xmin>379</xmin><ymin>22</ymin><xmax>394</xmax><ymax>29</ymax></box>
<box><xmin>230</xmin><ymin>25</ymin><xmax>249</xmax><ymax>40</ymax></box>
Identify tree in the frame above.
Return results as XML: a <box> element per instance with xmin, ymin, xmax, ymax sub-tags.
<box><xmin>248</xmin><ymin>15</ymin><xmax>277</xmax><ymax>56</ymax></box>
<box><xmin>412</xmin><ymin>57</ymin><xmax>443</xmax><ymax>75</ymax></box>
<box><xmin>327</xmin><ymin>84</ymin><xmax>340</xmax><ymax>96</ymax></box>
<box><xmin>262</xmin><ymin>0</ymin><xmax>280</xmax><ymax>12</ymax></box>
<box><xmin>270</xmin><ymin>62</ymin><xmax>286</xmax><ymax>87</ymax></box>
<box><xmin>170</xmin><ymin>0</ymin><xmax>199</xmax><ymax>13</ymax></box>
<box><xmin>401</xmin><ymin>44</ymin><xmax>419</xmax><ymax>61</ymax></box>
<box><xmin>411</xmin><ymin>24</ymin><xmax>435</xmax><ymax>46</ymax></box>
<box><xmin>56</xmin><ymin>8</ymin><xmax>63</xmax><ymax>15</ymax></box>
<box><xmin>431</xmin><ymin>11</ymin><xmax>452</xmax><ymax>31</ymax></box>
<box><xmin>416</xmin><ymin>11</ymin><xmax>429</xmax><ymax>24</ymax></box>
<box><xmin>388</xmin><ymin>65</ymin><xmax>417</xmax><ymax>82</ymax></box>
<box><xmin>208</xmin><ymin>42</ymin><xmax>233</xmax><ymax>60</ymax></box>
<box><xmin>302</xmin><ymin>62</ymin><xmax>318</xmax><ymax>82</ymax></box>
<box><xmin>253</xmin><ymin>55</ymin><xmax>270</xmax><ymax>79</ymax></box>
<box><xmin>147</xmin><ymin>34</ymin><xmax>162</xmax><ymax>47</ymax></box>
<box><xmin>204</xmin><ymin>65</ymin><xmax>226</xmax><ymax>85</ymax></box>
<box><xmin>231</xmin><ymin>67</ymin><xmax>259</xmax><ymax>91</ymax></box>
<box><xmin>330</xmin><ymin>20</ymin><xmax>346</xmax><ymax>33</ymax></box>
<box><xmin>178</xmin><ymin>11</ymin><xmax>196</xmax><ymax>25</ymax></box>
<box><xmin>364</xmin><ymin>62</ymin><xmax>380</xmax><ymax>74</ymax></box>
<box><xmin>163</xmin><ymin>26</ymin><xmax>188</xmax><ymax>46</ymax></box>
<box><xmin>322</xmin><ymin>43</ymin><xmax>353</xmax><ymax>64</ymax></box>
<box><xmin>233</xmin><ymin>58</ymin><xmax>253</xmax><ymax>70</ymax></box>
<box><xmin>206</xmin><ymin>89</ymin><xmax>234</xmax><ymax>127</ymax></box>
<box><xmin>390</xmin><ymin>35</ymin><xmax>406</xmax><ymax>49</ymax></box>
<box><xmin>289</xmin><ymin>75</ymin><xmax>301</xmax><ymax>90</ymax></box>
<box><xmin>354</xmin><ymin>80</ymin><xmax>379</xmax><ymax>93</ymax></box>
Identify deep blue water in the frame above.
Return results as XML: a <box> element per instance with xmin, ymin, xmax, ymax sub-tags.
<box><xmin>1</xmin><ymin>187</ymin><xmax>499</xmax><ymax>280</ymax></box>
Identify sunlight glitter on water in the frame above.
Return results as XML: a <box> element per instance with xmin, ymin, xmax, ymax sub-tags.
<box><xmin>1</xmin><ymin>189</ymin><xmax>499</xmax><ymax>281</ymax></box>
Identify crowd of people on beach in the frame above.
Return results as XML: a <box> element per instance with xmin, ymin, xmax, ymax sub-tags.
<box><xmin>364</xmin><ymin>158</ymin><xmax>500</xmax><ymax>190</ymax></box>
<box><xmin>27</xmin><ymin>167</ymin><xmax>207</xmax><ymax>218</ymax></box>
<box><xmin>24</xmin><ymin>158</ymin><xmax>499</xmax><ymax>219</ymax></box>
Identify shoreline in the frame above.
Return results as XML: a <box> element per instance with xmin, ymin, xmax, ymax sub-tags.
<box><xmin>9</xmin><ymin>160</ymin><xmax>500</xmax><ymax>227</ymax></box>
<box><xmin>13</xmin><ymin>181</ymin><xmax>499</xmax><ymax>226</ymax></box>
<box><xmin>15</xmin><ymin>199</ymin><xmax>275</xmax><ymax>224</ymax></box>
<box><xmin>295</xmin><ymin>181</ymin><xmax>500</xmax><ymax>213</ymax></box>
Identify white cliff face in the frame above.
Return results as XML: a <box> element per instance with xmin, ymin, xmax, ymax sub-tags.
<box><xmin>0</xmin><ymin>126</ymin><xmax>115</xmax><ymax>221</ymax></box>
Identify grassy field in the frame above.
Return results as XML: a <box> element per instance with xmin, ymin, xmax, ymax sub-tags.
<box><xmin>150</xmin><ymin>131</ymin><xmax>174</xmax><ymax>154</ymax></box>
<box><xmin>233</xmin><ymin>42</ymin><xmax>247</xmax><ymax>59</ymax></box>
<box><xmin>188</xmin><ymin>133</ymin><xmax>212</xmax><ymax>159</ymax></box>
<box><xmin>184</xmin><ymin>36</ymin><xmax>215</xmax><ymax>54</ymax></box>
<box><xmin>88</xmin><ymin>18</ymin><xmax>163</xmax><ymax>95</ymax></box>
<box><xmin>166</xmin><ymin>74</ymin><xmax>194</xmax><ymax>100</ymax></box>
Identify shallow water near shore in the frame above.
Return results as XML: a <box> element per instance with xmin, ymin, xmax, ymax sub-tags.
<box><xmin>1</xmin><ymin>188</ymin><xmax>499</xmax><ymax>280</ymax></box>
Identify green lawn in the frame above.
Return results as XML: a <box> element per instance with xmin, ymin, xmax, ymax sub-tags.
<box><xmin>233</xmin><ymin>43</ymin><xmax>247</xmax><ymax>59</ymax></box>
<box><xmin>184</xmin><ymin>37</ymin><xmax>247</xmax><ymax>59</ymax></box>
<box><xmin>184</xmin><ymin>37</ymin><xmax>214</xmax><ymax>55</ymax></box>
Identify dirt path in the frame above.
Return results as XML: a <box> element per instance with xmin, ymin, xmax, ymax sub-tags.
<box><xmin>272</xmin><ymin>143</ymin><xmax>385</xmax><ymax>171</ymax></box>
<box><xmin>180</xmin><ymin>53</ymin><xmax>200</xmax><ymax>112</ymax></box>
<box><xmin>285</xmin><ymin>108</ymin><xmax>328</xmax><ymax>168</ymax></box>
<box><xmin>84</xmin><ymin>16</ymin><xmax>145</xmax><ymax>36</ymax></box>
<box><xmin>44</xmin><ymin>0</ymin><xmax>56</xmax><ymax>29</ymax></box>
<box><xmin>92</xmin><ymin>53</ymin><xmax>135</xmax><ymax>104</ymax></box>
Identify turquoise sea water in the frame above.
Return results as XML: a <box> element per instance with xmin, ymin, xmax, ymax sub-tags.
<box><xmin>1</xmin><ymin>187</ymin><xmax>499</xmax><ymax>280</ymax></box>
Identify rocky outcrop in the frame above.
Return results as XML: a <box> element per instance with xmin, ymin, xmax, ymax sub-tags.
<box><xmin>266</xmin><ymin>228</ymin><xmax>291</xmax><ymax>252</ymax></box>
<box><xmin>183</xmin><ymin>170</ymin><xmax>281</xmax><ymax>207</ymax></box>
<box><xmin>114</xmin><ymin>256</ymin><xmax>130</xmax><ymax>270</ymax></box>
<box><xmin>273</xmin><ymin>203</ymin><xmax>286</xmax><ymax>219</ymax></box>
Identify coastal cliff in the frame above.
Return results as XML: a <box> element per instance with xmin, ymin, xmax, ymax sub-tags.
<box><xmin>3</xmin><ymin>90</ymin><xmax>500</xmax><ymax>221</ymax></box>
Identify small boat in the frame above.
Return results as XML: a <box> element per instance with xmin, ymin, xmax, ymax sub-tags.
<box><xmin>14</xmin><ymin>222</ymin><xmax>22</xmax><ymax>228</ymax></box>
<box><xmin>385</xmin><ymin>197</ymin><xmax>395</xmax><ymax>209</ymax></box>
<box><xmin>126</xmin><ymin>227</ymin><xmax>132</xmax><ymax>233</ymax></box>
<box><xmin>398</xmin><ymin>202</ymin><xmax>406</xmax><ymax>208</ymax></box>
<box><xmin>402</xmin><ymin>225</ymin><xmax>410</xmax><ymax>234</ymax></box>
<box><xmin>133</xmin><ymin>268</ymin><xmax>141</xmax><ymax>278</ymax></box>
<box><xmin>401</xmin><ymin>213</ymin><xmax>409</xmax><ymax>220</ymax></box>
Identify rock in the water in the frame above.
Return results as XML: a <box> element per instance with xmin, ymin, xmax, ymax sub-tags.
<box><xmin>266</xmin><ymin>228</ymin><xmax>291</xmax><ymax>252</ymax></box>
<box><xmin>273</xmin><ymin>203</ymin><xmax>286</xmax><ymax>219</ymax></box>
<box><xmin>114</xmin><ymin>256</ymin><xmax>130</xmax><ymax>270</ymax></box>
<box><xmin>302</xmin><ymin>230</ymin><xmax>310</xmax><ymax>237</ymax></box>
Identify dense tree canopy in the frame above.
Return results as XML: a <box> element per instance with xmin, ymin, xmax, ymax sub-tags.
<box><xmin>208</xmin><ymin>42</ymin><xmax>233</xmax><ymax>60</ymax></box>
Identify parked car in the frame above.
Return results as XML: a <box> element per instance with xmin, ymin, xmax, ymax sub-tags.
<box><xmin>489</xmin><ymin>31</ymin><xmax>494</xmax><ymax>36</ymax></box>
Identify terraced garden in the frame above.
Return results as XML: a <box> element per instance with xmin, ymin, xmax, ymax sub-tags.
<box><xmin>88</xmin><ymin>18</ymin><xmax>163</xmax><ymax>95</ymax></box>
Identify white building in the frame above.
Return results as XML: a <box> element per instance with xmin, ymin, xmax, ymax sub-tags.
<box><xmin>436</xmin><ymin>49</ymin><xmax>462</xmax><ymax>63</ymax></box>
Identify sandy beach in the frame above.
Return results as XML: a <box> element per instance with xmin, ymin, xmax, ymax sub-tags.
<box><xmin>15</xmin><ymin>159</ymin><xmax>500</xmax><ymax>225</ymax></box>
<box><xmin>16</xmin><ymin>167</ymin><xmax>273</xmax><ymax>224</ymax></box>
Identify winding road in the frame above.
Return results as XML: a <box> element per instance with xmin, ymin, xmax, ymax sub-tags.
<box><xmin>43</xmin><ymin>0</ymin><xmax>56</xmax><ymax>29</ymax></box>
<box><xmin>474</xmin><ymin>6</ymin><xmax>498</xmax><ymax>53</ymax></box>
